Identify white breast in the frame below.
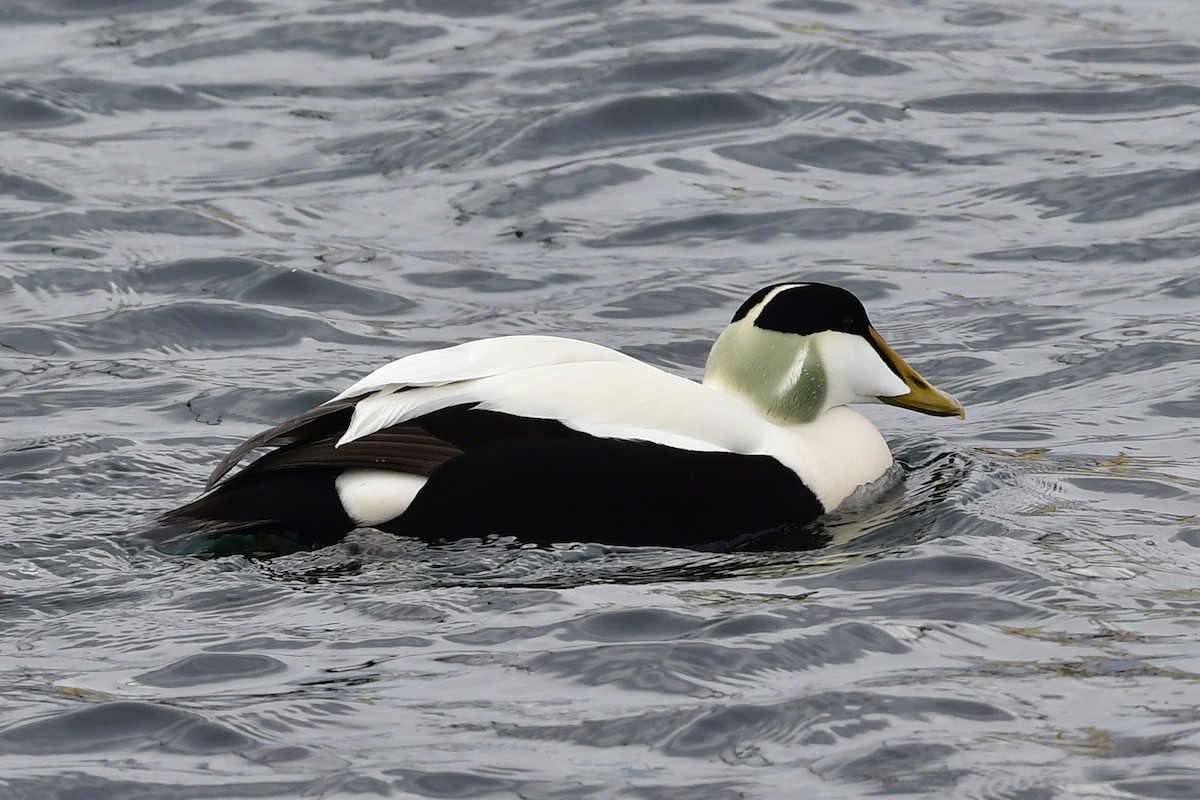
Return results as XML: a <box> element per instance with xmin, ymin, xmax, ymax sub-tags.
<box><xmin>767</xmin><ymin>406</ymin><xmax>895</xmax><ymax>512</ymax></box>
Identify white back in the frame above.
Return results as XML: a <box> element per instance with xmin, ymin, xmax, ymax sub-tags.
<box><xmin>331</xmin><ymin>335</ymin><xmax>639</xmax><ymax>402</ymax></box>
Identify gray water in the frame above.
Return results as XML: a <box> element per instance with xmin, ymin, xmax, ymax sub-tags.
<box><xmin>3</xmin><ymin>0</ymin><xmax>1200</xmax><ymax>797</ymax></box>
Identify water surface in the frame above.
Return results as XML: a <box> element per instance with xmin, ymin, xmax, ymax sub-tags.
<box><xmin>2</xmin><ymin>0</ymin><xmax>1200</xmax><ymax>797</ymax></box>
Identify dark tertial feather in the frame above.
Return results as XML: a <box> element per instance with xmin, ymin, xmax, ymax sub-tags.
<box><xmin>222</xmin><ymin>425</ymin><xmax>463</xmax><ymax>480</ymax></box>
<box><xmin>205</xmin><ymin>397</ymin><xmax>359</xmax><ymax>489</ymax></box>
<box><xmin>205</xmin><ymin>400</ymin><xmax>564</xmax><ymax>491</ymax></box>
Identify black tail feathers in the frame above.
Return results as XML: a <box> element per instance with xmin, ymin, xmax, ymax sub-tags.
<box><xmin>151</xmin><ymin>467</ymin><xmax>355</xmax><ymax>556</ymax></box>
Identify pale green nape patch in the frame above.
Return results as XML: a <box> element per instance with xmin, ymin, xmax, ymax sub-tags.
<box><xmin>703</xmin><ymin>322</ymin><xmax>827</xmax><ymax>424</ymax></box>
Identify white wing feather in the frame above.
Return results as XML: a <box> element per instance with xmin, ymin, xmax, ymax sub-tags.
<box><xmin>335</xmin><ymin>353</ymin><xmax>769</xmax><ymax>456</ymax></box>
<box><xmin>330</xmin><ymin>335</ymin><xmax>639</xmax><ymax>402</ymax></box>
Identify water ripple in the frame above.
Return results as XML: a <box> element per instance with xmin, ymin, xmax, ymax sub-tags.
<box><xmin>4</xmin><ymin>0</ymin><xmax>1200</xmax><ymax>795</ymax></box>
<box><xmin>912</xmin><ymin>84</ymin><xmax>1200</xmax><ymax>115</ymax></box>
<box><xmin>982</xmin><ymin>168</ymin><xmax>1200</xmax><ymax>223</ymax></box>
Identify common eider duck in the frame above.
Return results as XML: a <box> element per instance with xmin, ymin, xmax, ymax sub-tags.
<box><xmin>160</xmin><ymin>282</ymin><xmax>963</xmax><ymax>551</ymax></box>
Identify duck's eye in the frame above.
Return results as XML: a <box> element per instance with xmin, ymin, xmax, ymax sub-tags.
<box><xmin>840</xmin><ymin>318</ymin><xmax>856</xmax><ymax>331</ymax></box>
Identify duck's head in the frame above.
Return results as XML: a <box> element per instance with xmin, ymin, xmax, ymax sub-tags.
<box><xmin>703</xmin><ymin>283</ymin><xmax>965</xmax><ymax>425</ymax></box>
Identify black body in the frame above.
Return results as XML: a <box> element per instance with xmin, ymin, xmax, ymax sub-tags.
<box><xmin>158</xmin><ymin>405</ymin><xmax>823</xmax><ymax>554</ymax></box>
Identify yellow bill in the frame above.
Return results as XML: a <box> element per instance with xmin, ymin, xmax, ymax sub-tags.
<box><xmin>868</xmin><ymin>326</ymin><xmax>966</xmax><ymax>419</ymax></box>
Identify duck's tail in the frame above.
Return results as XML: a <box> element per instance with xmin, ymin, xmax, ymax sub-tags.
<box><xmin>149</xmin><ymin>467</ymin><xmax>356</xmax><ymax>557</ymax></box>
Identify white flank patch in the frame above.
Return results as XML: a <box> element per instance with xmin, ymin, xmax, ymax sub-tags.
<box><xmin>335</xmin><ymin>469</ymin><xmax>426</xmax><ymax>527</ymax></box>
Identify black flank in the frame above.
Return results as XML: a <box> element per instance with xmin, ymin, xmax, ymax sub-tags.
<box><xmin>388</xmin><ymin>430</ymin><xmax>822</xmax><ymax>549</ymax></box>
<box><xmin>159</xmin><ymin>404</ymin><xmax>824</xmax><ymax>552</ymax></box>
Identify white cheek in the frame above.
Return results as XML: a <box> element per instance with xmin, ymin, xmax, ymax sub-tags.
<box><xmin>818</xmin><ymin>332</ymin><xmax>908</xmax><ymax>406</ymax></box>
